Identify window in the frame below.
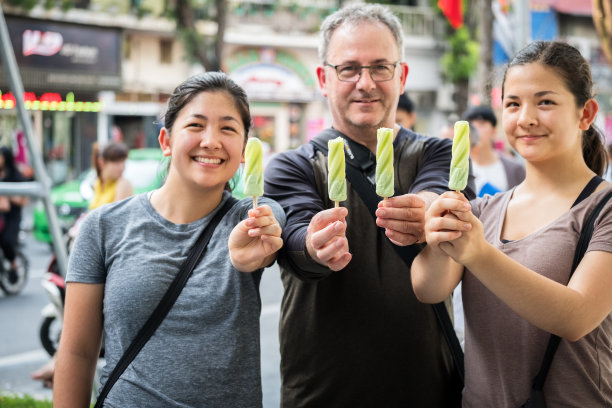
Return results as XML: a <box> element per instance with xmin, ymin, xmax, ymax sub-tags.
<box><xmin>159</xmin><ymin>39</ymin><xmax>173</xmax><ymax>64</ymax></box>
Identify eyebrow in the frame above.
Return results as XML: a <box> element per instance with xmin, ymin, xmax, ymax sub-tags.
<box><xmin>188</xmin><ymin>113</ymin><xmax>241</xmax><ymax>123</ymax></box>
<box><xmin>338</xmin><ymin>58</ymin><xmax>394</xmax><ymax>65</ymax></box>
<box><xmin>505</xmin><ymin>90</ymin><xmax>560</xmax><ymax>100</ymax></box>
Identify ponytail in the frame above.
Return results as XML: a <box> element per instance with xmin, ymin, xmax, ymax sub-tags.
<box><xmin>582</xmin><ymin>125</ymin><xmax>608</xmax><ymax>176</ymax></box>
<box><xmin>91</xmin><ymin>142</ymin><xmax>102</xmax><ymax>178</ymax></box>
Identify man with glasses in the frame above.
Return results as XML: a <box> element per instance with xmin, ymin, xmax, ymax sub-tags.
<box><xmin>264</xmin><ymin>4</ymin><xmax>474</xmax><ymax>406</ymax></box>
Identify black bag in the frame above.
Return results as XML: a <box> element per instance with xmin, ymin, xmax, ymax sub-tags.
<box><xmin>520</xmin><ymin>180</ymin><xmax>612</xmax><ymax>408</ymax></box>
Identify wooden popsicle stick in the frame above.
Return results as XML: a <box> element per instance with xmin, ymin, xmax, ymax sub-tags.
<box><xmin>253</xmin><ymin>196</ymin><xmax>258</xmax><ymax>209</ymax></box>
<box><xmin>334</xmin><ymin>201</ymin><xmax>339</xmax><ymax>208</ymax></box>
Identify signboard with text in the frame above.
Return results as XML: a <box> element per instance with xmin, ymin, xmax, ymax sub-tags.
<box><xmin>0</xmin><ymin>17</ymin><xmax>121</xmax><ymax>91</ymax></box>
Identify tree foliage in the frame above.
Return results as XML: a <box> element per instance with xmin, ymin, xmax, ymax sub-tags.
<box><xmin>440</xmin><ymin>26</ymin><xmax>479</xmax><ymax>83</ymax></box>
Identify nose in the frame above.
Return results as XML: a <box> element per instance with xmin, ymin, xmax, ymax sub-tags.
<box><xmin>517</xmin><ymin>105</ymin><xmax>538</xmax><ymax>128</ymax></box>
<box><xmin>355</xmin><ymin>67</ymin><xmax>376</xmax><ymax>91</ymax></box>
<box><xmin>200</xmin><ymin>127</ymin><xmax>222</xmax><ymax>149</ymax></box>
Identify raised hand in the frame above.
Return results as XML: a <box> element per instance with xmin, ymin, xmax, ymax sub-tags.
<box><xmin>306</xmin><ymin>207</ymin><xmax>351</xmax><ymax>271</ymax></box>
<box><xmin>375</xmin><ymin>193</ymin><xmax>427</xmax><ymax>246</ymax></box>
<box><xmin>229</xmin><ymin>205</ymin><xmax>283</xmax><ymax>272</ymax></box>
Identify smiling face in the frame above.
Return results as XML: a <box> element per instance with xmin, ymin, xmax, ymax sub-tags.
<box><xmin>316</xmin><ymin>21</ymin><xmax>408</xmax><ymax>145</ymax></box>
<box><xmin>502</xmin><ymin>62</ymin><xmax>595</xmax><ymax>165</ymax></box>
<box><xmin>160</xmin><ymin>90</ymin><xmax>246</xmax><ymax>194</ymax></box>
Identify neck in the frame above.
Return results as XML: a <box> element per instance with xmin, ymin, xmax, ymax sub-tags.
<box><xmin>520</xmin><ymin>155</ymin><xmax>595</xmax><ymax>199</ymax></box>
<box><xmin>150</xmin><ymin>179</ymin><xmax>225</xmax><ymax>224</ymax></box>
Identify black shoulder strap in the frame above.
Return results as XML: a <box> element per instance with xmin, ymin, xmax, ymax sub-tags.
<box><xmin>94</xmin><ymin>196</ymin><xmax>239</xmax><ymax>407</ymax></box>
<box><xmin>571</xmin><ymin>176</ymin><xmax>604</xmax><ymax>208</ymax></box>
<box><xmin>532</xmin><ymin>187</ymin><xmax>612</xmax><ymax>391</ymax></box>
<box><xmin>310</xmin><ymin>132</ymin><xmax>465</xmax><ymax>386</ymax></box>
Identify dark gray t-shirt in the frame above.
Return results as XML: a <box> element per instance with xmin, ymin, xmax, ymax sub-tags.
<box><xmin>67</xmin><ymin>191</ymin><xmax>286</xmax><ymax>407</ymax></box>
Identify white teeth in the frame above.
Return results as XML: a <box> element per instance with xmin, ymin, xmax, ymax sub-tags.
<box><xmin>194</xmin><ymin>157</ymin><xmax>222</xmax><ymax>164</ymax></box>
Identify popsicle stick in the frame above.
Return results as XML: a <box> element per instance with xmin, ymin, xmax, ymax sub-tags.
<box><xmin>334</xmin><ymin>201</ymin><xmax>339</xmax><ymax>208</ymax></box>
<box><xmin>383</xmin><ymin>197</ymin><xmax>388</xmax><ymax>206</ymax></box>
<box><xmin>253</xmin><ymin>196</ymin><xmax>258</xmax><ymax>209</ymax></box>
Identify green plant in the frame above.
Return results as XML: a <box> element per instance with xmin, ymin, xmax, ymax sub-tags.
<box><xmin>0</xmin><ymin>393</ymin><xmax>53</xmax><ymax>408</ymax></box>
<box><xmin>441</xmin><ymin>26</ymin><xmax>479</xmax><ymax>83</ymax></box>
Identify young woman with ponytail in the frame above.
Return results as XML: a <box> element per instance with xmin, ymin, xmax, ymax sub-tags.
<box><xmin>412</xmin><ymin>41</ymin><xmax>612</xmax><ymax>406</ymax></box>
<box><xmin>89</xmin><ymin>141</ymin><xmax>133</xmax><ymax>210</ymax></box>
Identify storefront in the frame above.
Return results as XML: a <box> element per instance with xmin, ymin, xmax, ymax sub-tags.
<box><xmin>226</xmin><ymin>47</ymin><xmax>322</xmax><ymax>154</ymax></box>
<box><xmin>0</xmin><ymin>16</ymin><xmax>121</xmax><ymax>184</ymax></box>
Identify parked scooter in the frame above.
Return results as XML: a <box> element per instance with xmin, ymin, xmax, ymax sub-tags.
<box><xmin>38</xmin><ymin>213</ymin><xmax>83</xmax><ymax>356</ymax></box>
<box><xmin>0</xmin><ymin>245</ymin><xmax>29</xmax><ymax>296</ymax></box>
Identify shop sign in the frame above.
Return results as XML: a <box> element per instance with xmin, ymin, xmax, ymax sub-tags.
<box><xmin>228</xmin><ymin>48</ymin><xmax>316</xmax><ymax>101</ymax></box>
<box><xmin>0</xmin><ymin>17</ymin><xmax>121</xmax><ymax>91</ymax></box>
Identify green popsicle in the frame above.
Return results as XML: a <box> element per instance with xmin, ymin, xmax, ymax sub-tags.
<box><xmin>327</xmin><ymin>137</ymin><xmax>347</xmax><ymax>204</ymax></box>
<box><xmin>243</xmin><ymin>137</ymin><xmax>264</xmax><ymax>200</ymax></box>
<box><xmin>376</xmin><ymin>127</ymin><xmax>394</xmax><ymax>198</ymax></box>
<box><xmin>448</xmin><ymin>120</ymin><xmax>470</xmax><ymax>191</ymax></box>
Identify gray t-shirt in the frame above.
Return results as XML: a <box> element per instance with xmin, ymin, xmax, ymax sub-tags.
<box><xmin>67</xmin><ymin>191</ymin><xmax>286</xmax><ymax>407</ymax></box>
<box><xmin>462</xmin><ymin>186</ymin><xmax>612</xmax><ymax>407</ymax></box>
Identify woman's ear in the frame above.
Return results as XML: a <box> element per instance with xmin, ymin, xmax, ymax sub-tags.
<box><xmin>158</xmin><ymin>127</ymin><xmax>172</xmax><ymax>156</ymax></box>
<box><xmin>579</xmin><ymin>98</ymin><xmax>599</xmax><ymax>131</ymax></box>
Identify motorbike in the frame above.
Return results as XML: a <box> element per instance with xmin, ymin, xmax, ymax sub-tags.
<box><xmin>38</xmin><ymin>213</ymin><xmax>82</xmax><ymax>357</ymax></box>
<box><xmin>39</xmin><ymin>259</ymin><xmax>65</xmax><ymax>356</ymax></box>
<box><xmin>0</xmin><ymin>245</ymin><xmax>29</xmax><ymax>296</ymax></box>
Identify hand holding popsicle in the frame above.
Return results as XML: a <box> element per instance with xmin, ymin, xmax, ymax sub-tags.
<box><xmin>243</xmin><ymin>137</ymin><xmax>264</xmax><ymax>208</ymax></box>
<box><xmin>229</xmin><ymin>204</ymin><xmax>284</xmax><ymax>272</ymax></box>
<box><xmin>328</xmin><ymin>137</ymin><xmax>347</xmax><ymax>207</ymax></box>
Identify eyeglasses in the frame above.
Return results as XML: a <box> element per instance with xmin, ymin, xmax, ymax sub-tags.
<box><xmin>324</xmin><ymin>62</ymin><xmax>399</xmax><ymax>82</ymax></box>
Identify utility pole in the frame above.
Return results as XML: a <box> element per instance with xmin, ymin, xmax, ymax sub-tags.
<box><xmin>0</xmin><ymin>9</ymin><xmax>68</xmax><ymax>277</ymax></box>
<box><xmin>477</xmin><ymin>0</ymin><xmax>494</xmax><ymax>105</ymax></box>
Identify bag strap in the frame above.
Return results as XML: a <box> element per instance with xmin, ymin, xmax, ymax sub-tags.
<box><xmin>532</xmin><ymin>186</ymin><xmax>612</xmax><ymax>391</ymax></box>
<box><xmin>310</xmin><ymin>131</ymin><xmax>465</xmax><ymax>385</ymax></box>
<box><xmin>94</xmin><ymin>196</ymin><xmax>238</xmax><ymax>407</ymax></box>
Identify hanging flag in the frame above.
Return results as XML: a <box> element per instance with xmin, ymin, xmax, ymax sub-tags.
<box><xmin>438</xmin><ymin>0</ymin><xmax>463</xmax><ymax>29</ymax></box>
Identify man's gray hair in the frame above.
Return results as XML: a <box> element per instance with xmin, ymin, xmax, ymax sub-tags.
<box><xmin>318</xmin><ymin>3</ymin><xmax>405</xmax><ymax>63</ymax></box>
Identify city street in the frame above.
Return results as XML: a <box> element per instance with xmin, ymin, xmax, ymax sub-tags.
<box><xmin>0</xmin><ymin>230</ymin><xmax>284</xmax><ymax>407</ymax></box>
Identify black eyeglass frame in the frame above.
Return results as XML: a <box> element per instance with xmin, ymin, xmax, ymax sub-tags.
<box><xmin>323</xmin><ymin>61</ymin><xmax>400</xmax><ymax>82</ymax></box>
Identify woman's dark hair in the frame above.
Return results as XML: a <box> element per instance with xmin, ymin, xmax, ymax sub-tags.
<box><xmin>0</xmin><ymin>146</ymin><xmax>22</xmax><ymax>182</ymax></box>
<box><xmin>502</xmin><ymin>41</ymin><xmax>607</xmax><ymax>175</ymax></box>
<box><xmin>162</xmin><ymin>71</ymin><xmax>252</xmax><ymax>191</ymax></box>
<box><xmin>163</xmin><ymin>71</ymin><xmax>251</xmax><ymax>140</ymax></box>
<box><xmin>91</xmin><ymin>141</ymin><xmax>129</xmax><ymax>179</ymax></box>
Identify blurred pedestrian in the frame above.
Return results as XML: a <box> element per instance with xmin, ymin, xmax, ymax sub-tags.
<box><xmin>396</xmin><ymin>93</ymin><xmax>417</xmax><ymax>130</ymax></box>
<box><xmin>53</xmin><ymin>72</ymin><xmax>285</xmax><ymax>407</ymax></box>
<box><xmin>463</xmin><ymin>105</ymin><xmax>525</xmax><ymax>196</ymax></box>
<box><xmin>412</xmin><ymin>40</ymin><xmax>612</xmax><ymax>406</ymax></box>
<box><xmin>0</xmin><ymin>146</ymin><xmax>28</xmax><ymax>282</ymax></box>
<box><xmin>89</xmin><ymin>141</ymin><xmax>133</xmax><ymax>210</ymax></box>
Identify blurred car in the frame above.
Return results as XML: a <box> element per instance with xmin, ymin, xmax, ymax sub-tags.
<box><xmin>33</xmin><ymin>148</ymin><xmax>167</xmax><ymax>243</ymax></box>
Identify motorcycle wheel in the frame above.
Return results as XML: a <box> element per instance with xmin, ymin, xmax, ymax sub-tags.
<box><xmin>40</xmin><ymin>316</ymin><xmax>61</xmax><ymax>357</ymax></box>
<box><xmin>0</xmin><ymin>252</ymin><xmax>29</xmax><ymax>296</ymax></box>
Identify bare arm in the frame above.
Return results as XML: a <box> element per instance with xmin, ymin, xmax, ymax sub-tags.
<box><xmin>54</xmin><ymin>282</ymin><xmax>104</xmax><ymax>407</ymax></box>
<box><xmin>444</xmin><ymin>209</ymin><xmax>612</xmax><ymax>341</ymax></box>
<box><xmin>411</xmin><ymin>192</ymin><xmax>470</xmax><ymax>302</ymax></box>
